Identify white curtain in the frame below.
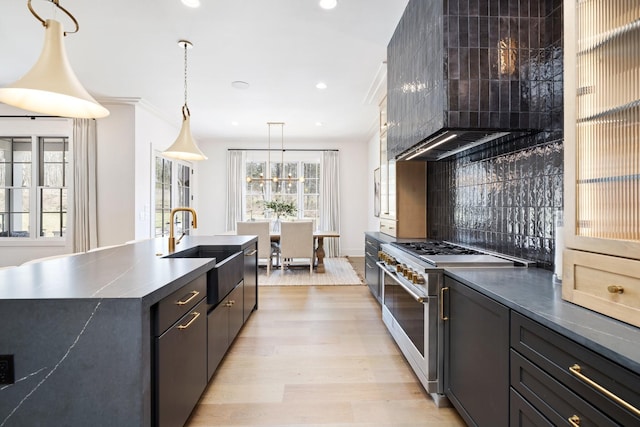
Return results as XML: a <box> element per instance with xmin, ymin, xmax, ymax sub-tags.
<box><xmin>225</xmin><ymin>150</ymin><xmax>245</xmax><ymax>232</ymax></box>
<box><xmin>320</xmin><ymin>150</ymin><xmax>340</xmax><ymax>257</ymax></box>
<box><xmin>72</xmin><ymin>119</ymin><xmax>98</xmax><ymax>252</ymax></box>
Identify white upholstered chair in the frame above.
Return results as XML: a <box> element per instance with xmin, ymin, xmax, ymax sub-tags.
<box><xmin>237</xmin><ymin>221</ymin><xmax>277</xmax><ymax>275</ymax></box>
<box><xmin>279</xmin><ymin>221</ymin><xmax>314</xmax><ymax>274</ymax></box>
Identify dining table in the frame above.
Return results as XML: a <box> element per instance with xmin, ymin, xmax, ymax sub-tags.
<box><xmin>270</xmin><ymin>230</ymin><xmax>340</xmax><ymax>273</ymax></box>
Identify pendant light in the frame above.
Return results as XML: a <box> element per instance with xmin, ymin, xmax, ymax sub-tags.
<box><xmin>0</xmin><ymin>0</ymin><xmax>109</xmax><ymax>118</ymax></box>
<box><xmin>162</xmin><ymin>40</ymin><xmax>207</xmax><ymax>161</ymax></box>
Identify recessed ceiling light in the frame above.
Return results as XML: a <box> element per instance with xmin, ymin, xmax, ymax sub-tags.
<box><xmin>231</xmin><ymin>81</ymin><xmax>250</xmax><ymax>90</ymax></box>
<box><xmin>316</xmin><ymin>82</ymin><xmax>327</xmax><ymax>90</ymax></box>
<box><xmin>315</xmin><ymin>122</ymin><xmax>324</xmax><ymax>127</ymax></box>
<box><xmin>181</xmin><ymin>0</ymin><xmax>200</xmax><ymax>8</ymax></box>
<box><xmin>319</xmin><ymin>0</ymin><xmax>337</xmax><ymax>10</ymax></box>
<box><xmin>232</xmin><ymin>121</ymin><xmax>239</xmax><ymax>126</ymax></box>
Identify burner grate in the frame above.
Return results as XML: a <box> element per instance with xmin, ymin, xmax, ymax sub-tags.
<box><xmin>393</xmin><ymin>241</ymin><xmax>484</xmax><ymax>256</ymax></box>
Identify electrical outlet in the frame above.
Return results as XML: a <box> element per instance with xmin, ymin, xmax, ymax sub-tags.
<box><xmin>0</xmin><ymin>355</ymin><xmax>15</xmax><ymax>385</ymax></box>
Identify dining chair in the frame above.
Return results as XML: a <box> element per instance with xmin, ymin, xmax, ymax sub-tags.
<box><xmin>237</xmin><ymin>221</ymin><xmax>277</xmax><ymax>275</ymax></box>
<box><xmin>279</xmin><ymin>221</ymin><xmax>314</xmax><ymax>274</ymax></box>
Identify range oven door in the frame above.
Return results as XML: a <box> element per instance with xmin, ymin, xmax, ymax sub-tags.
<box><xmin>378</xmin><ymin>262</ymin><xmax>441</xmax><ymax>395</ymax></box>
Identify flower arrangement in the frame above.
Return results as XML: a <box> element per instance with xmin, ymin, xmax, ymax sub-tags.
<box><xmin>263</xmin><ymin>199</ymin><xmax>297</xmax><ymax>219</ymax></box>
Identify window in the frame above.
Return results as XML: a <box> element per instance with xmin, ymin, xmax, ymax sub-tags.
<box><xmin>154</xmin><ymin>155</ymin><xmax>192</xmax><ymax>237</ymax></box>
<box><xmin>245</xmin><ymin>151</ymin><xmax>320</xmax><ymax>226</ymax></box>
<box><xmin>0</xmin><ymin>136</ymin><xmax>69</xmax><ymax>239</ymax></box>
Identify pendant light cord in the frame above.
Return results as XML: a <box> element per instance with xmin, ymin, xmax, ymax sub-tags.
<box><xmin>183</xmin><ymin>42</ymin><xmax>188</xmax><ymax>108</ymax></box>
<box><xmin>180</xmin><ymin>40</ymin><xmax>192</xmax><ymax>119</ymax></box>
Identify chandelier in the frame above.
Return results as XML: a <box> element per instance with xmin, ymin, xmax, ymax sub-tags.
<box><xmin>246</xmin><ymin>122</ymin><xmax>304</xmax><ymax>186</ymax></box>
<box><xmin>0</xmin><ymin>0</ymin><xmax>109</xmax><ymax>118</ymax></box>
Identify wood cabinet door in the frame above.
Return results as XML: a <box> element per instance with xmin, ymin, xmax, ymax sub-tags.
<box><xmin>444</xmin><ymin>276</ymin><xmax>510</xmax><ymax>427</ymax></box>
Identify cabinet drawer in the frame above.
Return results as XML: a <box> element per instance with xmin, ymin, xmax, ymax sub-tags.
<box><xmin>510</xmin><ymin>388</ymin><xmax>553</xmax><ymax>427</ymax></box>
<box><xmin>563</xmin><ymin>249</ymin><xmax>640</xmax><ymax>328</ymax></box>
<box><xmin>379</xmin><ymin>218</ymin><xmax>397</xmax><ymax>237</ymax></box>
<box><xmin>365</xmin><ymin>237</ymin><xmax>380</xmax><ymax>258</ymax></box>
<box><xmin>511</xmin><ymin>350</ymin><xmax>617</xmax><ymax>426</ymax></box>
<box><xmin>155</xmin><ymin>274</ymin><xmax>207</xmax><ymax>335</ymax></box>
<box><xmin>511</xmin><ymin>312</ymin><xmax>640</xmax><ymax>426</ymax></box>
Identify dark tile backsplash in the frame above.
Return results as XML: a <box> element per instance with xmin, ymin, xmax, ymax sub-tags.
<box><xmin>427</xmin><ymin>131</ymin><xmax>563</xmax><ymax>269</ymax></box>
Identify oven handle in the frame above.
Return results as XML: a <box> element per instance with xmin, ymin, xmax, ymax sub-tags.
<box><xmin>377</xmin><ymin>261</ymin><xmax>426</xmax><ymax>303</ymax></box>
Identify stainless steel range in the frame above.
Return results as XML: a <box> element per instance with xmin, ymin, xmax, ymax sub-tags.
<box><xmin>377</xmin><ymin>240</ymin><xmax>532</xmax><ymax>407</ymax></box>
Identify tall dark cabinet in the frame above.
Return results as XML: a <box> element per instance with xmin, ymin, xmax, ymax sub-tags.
<box><xmin>443</xmin><ymin>276</ymin><xmax>510</xmax><ymax>427</ymax></box>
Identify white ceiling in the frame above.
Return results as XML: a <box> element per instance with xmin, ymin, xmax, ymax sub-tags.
<box><xmin>0</xmin><ymin>0</ymin><xmax>409</xmax><ymax>144</ymax></box>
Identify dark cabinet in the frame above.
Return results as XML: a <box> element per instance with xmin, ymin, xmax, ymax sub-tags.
<box><xmin>364</xmin><ymin>235</ymin><xmax>381</xmax><ymax>303</ymax></box>
<box><xmin>510</xmin><ymin>312</ymin><xmax>640</xmax><ymax>427</ymax></box>
<box><xmin>243</xmin><ymin>243</ymin><xmax>258</xmax><ymax>321</ymax></box>
<box><xmin>443</xmin><ymin>276</ymin><xmax>510</xmax><ymax>427</ymax></box>
<box><xmin>207</xmin><ymin>282</ymin><xmax>244</xmax><ymax>379</ymax></box>
<box><xmin>153</xmin><ymin>277</ymin><xmax>208</xmax><ymax>427</ymax></box>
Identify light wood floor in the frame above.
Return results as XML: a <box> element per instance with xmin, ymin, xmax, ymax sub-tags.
<box><xmin>186</xmin><ymin>285</ymin><xmax>465</xmax><ymax>427</ymax></box>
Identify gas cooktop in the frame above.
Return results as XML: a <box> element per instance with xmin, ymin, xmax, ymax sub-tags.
<box><xmin>393</xmin><ymin>241</ymin><xmax>484</xmax><ymax>256</ymax></box>
<box><xmin>390</xmin><ymin>240</ymin><xmax>525</xmax><ymax>267</ymax></box>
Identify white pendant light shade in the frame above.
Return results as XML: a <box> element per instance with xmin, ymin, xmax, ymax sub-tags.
<box><xmin>0</xmin><ymin>19</ymin><xmax>109</xmax><ymax>119</ymax></box>
<box><xmin>163</xmin><ymin>107</ymin><xmax>207</xmax><ymax>161</ymax></box>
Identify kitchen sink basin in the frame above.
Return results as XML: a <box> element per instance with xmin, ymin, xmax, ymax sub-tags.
<box><xmin>165</xmin><ymin>246</ymin><xmax>244</xmax><ymax>306</ymax></box>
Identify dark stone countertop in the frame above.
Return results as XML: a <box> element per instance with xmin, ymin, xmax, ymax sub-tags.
<box><xmin>444</xmin><ymin>267</ymin><xmax>640</xmax><ymax>375</ymax></box>
<box><xmin>0</xmin><ymin>235</ymin><xmax>256</xmax><ymax>308</ymax></box>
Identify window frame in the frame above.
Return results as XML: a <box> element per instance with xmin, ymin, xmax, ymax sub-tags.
<box><xmin>0</xmin><ymin>118</ymin><xmax>73</xmax><ymax>247</ymax></box>
<box><xmin>152</xmin><ymin>152</ymin><xmax>193</xmax><ymax>238</ymax></box>
<box><xmin>243</xmin><ymin>150</ymin><xmax>321</xmax><ymax>226</ymax></box>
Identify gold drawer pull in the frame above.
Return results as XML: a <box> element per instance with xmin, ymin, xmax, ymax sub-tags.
<box><xmin>246</xmin><ymin>249</ymin><xmax>257</xmax><ymax>256</ymax></box>
<box><xmin>440</xmin><ymin>287</ymin><xmax>449</xmax><ymax>321</ymax></box>
<box><xmin>569</xmin><ymin>364</ymin><xmax>640</xmax><ymax>416</ymax></box>
<box><xmin>607</xmin><ymin>285</ymin><xmax>624</xmax><ymax>294</ymax></box>
<box><xmin>176</xmin><ymin>290</ymin><xmax>200</xmax><ymax>306</ymax></box>
<box><xmin>568</xmin><ymin>415</ymin><xmax>581</xmax><ymax>426</ymax></box>
<box><xmin>177</xmin><ymin>312</ymin><xmax>200</xmax><ymax>330</ymax></box>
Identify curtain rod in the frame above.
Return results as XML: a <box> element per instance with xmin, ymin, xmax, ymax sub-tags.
<box><xmin>228</xmin><ymin>148</ymin><xmax>338</xmax><ymax>152</ymax></box>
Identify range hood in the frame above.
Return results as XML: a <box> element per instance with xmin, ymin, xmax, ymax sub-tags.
<box><xmin>396</xmin><ymin>129</ymin><xmax>536</xmax><ymax>162</ymax></box>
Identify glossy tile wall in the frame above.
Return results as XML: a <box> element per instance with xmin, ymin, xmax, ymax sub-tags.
<box><xmin>425</xmin><ymin>0</ymin><xmax>563</xmax><ymax>270</ymax></box>
<box><xmin>387</xmin><ymin>0</ymin><xmax>563</xmax><ymax>159</ymax></box>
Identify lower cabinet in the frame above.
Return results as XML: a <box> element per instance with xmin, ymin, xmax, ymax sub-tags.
<box><xmin>510</xmin><ymin>312</ymin><xmax>640</xmax><ymax>427</ymax></box>
<box><xmin>443</xmin><ymin>276</ymin><xmax>510</xmax><ymax>427</ymax></box>
<box><xmin>154</xmin><ymin>282</ymin><xmax>207</xmax><ymax>427</ymax></box>
<box><xmin>364</xmin><ymin>235</ymin><xmax>382</xmax><ymax>303</ymax></box>
<box><xmin>207</xmin><ymin>281</ymin><xmax>244</xmax><ymax>379</ymax></box>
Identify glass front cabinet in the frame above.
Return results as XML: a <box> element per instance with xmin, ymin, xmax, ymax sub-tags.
<box><xmin>563</xmin><ymin>0</ymin><xmax>640</xmax><ymax>327</ymax></box>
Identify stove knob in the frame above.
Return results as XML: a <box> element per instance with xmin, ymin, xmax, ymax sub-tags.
<box><xmin>378</xmin><ymin>251</ymin><xmax>384</xmax><ymax>261</ymax></box>
<box><xmin>415</xmin><ymin>275</ymin><xmax>426</xmax><ymax>284</ymax></box>
<box><xmin>405</xmin><ymin>268</ymin><xmax>414</xmax><ymax>279</ymax></box>
<box><xmin>389</xmin><ymin>257</ymin><xmax>397</xmax><ymax>266</ymax></box>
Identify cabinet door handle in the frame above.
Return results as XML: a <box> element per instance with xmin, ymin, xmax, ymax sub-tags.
<box><xmin>177</xmin><ymin>312</ymin><xmax>200</xmax><ymax>330</ymax></box>
<box><xmin>246</xmin><ymin>249</ymin><xmax>257</xmax><ymax>256</ymax></box>
<box><xmin>176</xmin><ymin>290</ymin><xmax>200</xmax><ymax>306</ymax></box>
<box><xmin>607</xmin><ymin>285</ymin><xmax>624</xmax><ymax>294</ymax></box>
<box><xmin>440</xmin><ymin>287</ymin><xmax>449</xmax><ymax>321</ymax></box>
<box><xmin>569</xmin><ymin>364</ymin><xmax>640</xmax><ymax>416</ymax></box>
<box><xmin>568</xmin><ymin>415</ymin><xmax>581</xmax><ymax>427</ymax></box>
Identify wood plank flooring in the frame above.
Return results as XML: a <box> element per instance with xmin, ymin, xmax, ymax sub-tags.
<box><xmin>186</xmin><ymin>285</ymin><xmax>465</xmax><ymax>427</ymax></box>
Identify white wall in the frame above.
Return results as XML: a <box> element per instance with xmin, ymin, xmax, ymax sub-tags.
<box><xmin>196</xmin><ymin>137</ymin><xmax>370</xmax><ymax>257</ymax></box>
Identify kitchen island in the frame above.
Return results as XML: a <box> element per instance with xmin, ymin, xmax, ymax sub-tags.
<box><xmin>0</xmin><ymin>235</ymin><xmax>257</xmax><ymax>427</ymax></box>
